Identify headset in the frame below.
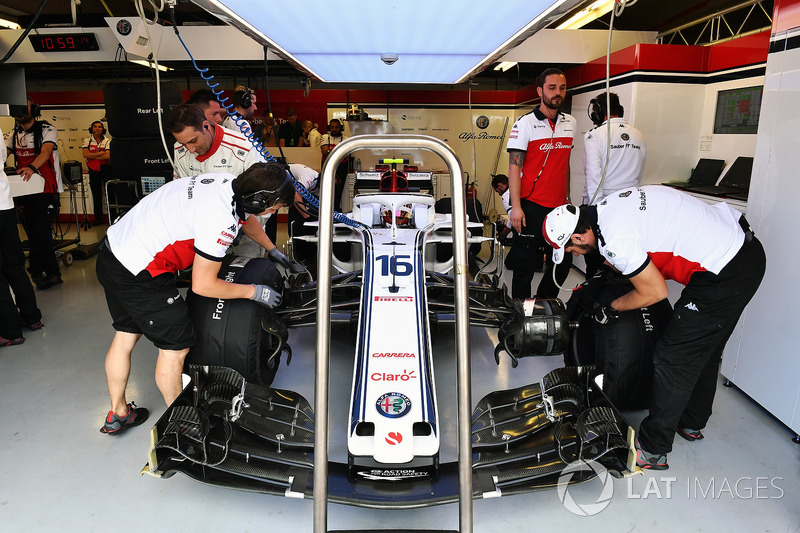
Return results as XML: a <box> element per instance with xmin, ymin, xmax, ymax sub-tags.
<box><xmin>241</xmin><ymin>171</ymin><xmax>293</xmax><ymax>214</ymax></box>
<box><xmin>89</xmin><ymin>121</ymin><xmax>106</xmax><ymax>136</ymax></box>
<box><xmin>238</xmin><ymin>86</ymin><xmax>253</xmax><ymax>110</ymax></box>
<box><xmin>29</xmin><ymin>101</ymin><xmax>41</xmax><ymax>118</ymax></box>
<box><xmin>588</xmin><ymin>92</ymin><xmax>624</xmax><ymax>127</ymax></box>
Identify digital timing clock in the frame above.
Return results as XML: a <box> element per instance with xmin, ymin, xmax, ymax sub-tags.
<box><xmin>28</xmin><ymin>33</ymin><xmax>100</xmax><ymax>52</ymax></box>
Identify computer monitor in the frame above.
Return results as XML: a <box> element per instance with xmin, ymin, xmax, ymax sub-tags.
<box><xmin>0</xmin><ymin>66</ymin><xmax>28</xmax><ymax>117</ymax></box>
<box><xmin>713</xmin><ymin>86</ymin><xmax>762</xmax><ymax>135</ymax></box>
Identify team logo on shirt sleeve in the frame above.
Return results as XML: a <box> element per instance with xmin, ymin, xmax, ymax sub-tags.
<box><xmin>618</xmin><ymin>191</ymin><xmax>632</xmax><ymax>198</ymax></box>
<box><xmin>200</xmin><ymin>178</ymin><xmax>214</xmax><ymax>184</ymax></box>
<box><xmin>621</xmin><ymin>133</ymin><xmax>630</xmax><ymax>141</ymax></box>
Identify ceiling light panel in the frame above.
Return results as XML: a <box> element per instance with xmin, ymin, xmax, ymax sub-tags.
<box><xmin>194</xmin><ymin>0</ymin><xmax>574</xmax><ymax>83</ymax></box>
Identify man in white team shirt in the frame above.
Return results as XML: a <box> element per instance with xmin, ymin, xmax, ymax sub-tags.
<box><xmin>582</xmin><ymin>92</ymin><xmax>646</xmax><ymax>204</ymax></box>
<box><xmin>581</xmin><ymin>92</ymin><xmax>646</xmax><ymax>275</ymax></box>
<box><xmin>95</xmin><ymin>162</ymin><xmax>294</xmax><ymax>435</ymax></box>
<box><xmin>168</xmin><ymin>104</ymin><xmax>296</xmax><ymax>266</ymax></box>
<box><xmin>543</xmin><ymin>186</ymin><xmax>766</xmax><ymax>470</ymax></box>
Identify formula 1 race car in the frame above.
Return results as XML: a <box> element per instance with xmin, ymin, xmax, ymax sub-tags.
<box><xmin>144</xmin><ymin>136</ymin><xmax>639</xmax><ymax>509</ymax></box>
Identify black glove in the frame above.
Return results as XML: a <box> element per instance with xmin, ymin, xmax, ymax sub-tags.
<box><xmin>593</xmin><ymin>303</ymin><xmax>621</xmax><ymax>325</ymax></box>
<box><xmin>251</xmin><ymin>284</ymin><xmax>282</xmax><ymax>308</ymax></box>
<box><xmin>573</xmin><ymin>264</ymin><xmax>614</xmax><ymax>305</ymax></box>
<box><xmin>268</xmin><ymin>248</ymin><xmax>305</xmax><ymax>273</ymax></box>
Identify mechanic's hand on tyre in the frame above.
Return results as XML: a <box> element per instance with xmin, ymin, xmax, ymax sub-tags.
<box><xmin>575</xmin><ymin>265</ymin><xmax>614</xmax><ymax>307</ymax></box>
<box><xmin>593</xmin><ymin>303</ymin><xmax>621</xmax><ymax>325</ymax></box>
<box><xmin>268</xmin><ymin>247</ymin><xmax>292</xmax><ymax>269</ymax></box>
<box><xmin>251</xmin><ymin>284</ymin><xmax>282</xmax><ymax>308</ymax></box>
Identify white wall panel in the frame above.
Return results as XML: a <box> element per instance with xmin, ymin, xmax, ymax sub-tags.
<box><xmin>722</xmin><ymin>45</ymin><xmax>800</xmax><ymax>435</ymax></box>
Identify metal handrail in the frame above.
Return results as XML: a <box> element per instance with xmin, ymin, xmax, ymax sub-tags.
<box><xmin>313</xmin><ymin>134</ymin><xmax>473</xmax><ymax>533</ymax></box>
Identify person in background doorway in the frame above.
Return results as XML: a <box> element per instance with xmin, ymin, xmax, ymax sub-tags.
<box><xmin>320</xmin><ymin>118</ymin><xmax>349</xmax><ymax>210</ymax></box>
<box><xmin>82</xmin><ymin>120</ymin><xmax>111</xmax><ymax>225</ymax></box>
<box><xmin>302</xmin><ymin>120</ymin><xmax>321</xmax><ymax>149</ymax></box>
<box><xmin>505</xmin><ymin>68</ymin><xmax>576</xmax><ymax>299</ymax></box>
<box><xmin>254</xmin><ymin>110</ymin><xmax>279</xmax><ymax>148</ymax></box>
<box><xmin>0</xmin><ymin>124</ymin><xmax>43</xmax><ymax>347</ymax></box>
<box><xmin>278</xmin><ymin>107</ymin><xmax>303</xmax><ymax>147</ymax></box>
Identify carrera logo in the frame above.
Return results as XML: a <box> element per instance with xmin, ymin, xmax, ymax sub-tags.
<box><xmin>376</xmin><ymin>393</ymin><xmax>412</xmax><ymax>418</ymax></box>
<box><xmin>371</xmin><ymin>370</ymin><xmax>417</xmax><ymax>382</ymax></box>
<box><xmin>221</xmin><ymin>231</ymin><xmax>235</xmax><ymax>239</ymax></box>
<box><xmin>385</xmin><ymin>432</ymin><xmax>403</xmax><ymax>445</ymax></box>
<box><xmin>374</xmin><ymin>296</ymin><xmax>413</xmax><ymax>302</ymax></box>
<box><xmin>372</xmin><ymin>352</ymin><xmax>416</xmax><ymax>358</ymax></box>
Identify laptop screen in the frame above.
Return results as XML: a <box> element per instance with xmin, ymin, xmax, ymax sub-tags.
<box><xmin>719</xmin><ymin>157</ymin><xmax>754</xmax><ymax>189</ymax></box>
<box><xmin>689</xmin><ymin>159</ymin><xmax>726</xmax><ymax>186</ymax></box>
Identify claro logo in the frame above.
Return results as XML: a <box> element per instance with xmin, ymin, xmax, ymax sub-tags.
<box><xmin>370</xmin><ymin>370</ymin><xmax>417</xmax><ymax>382</ymax></box>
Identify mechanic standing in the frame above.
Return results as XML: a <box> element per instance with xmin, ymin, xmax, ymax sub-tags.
<box><xmin>4</xmin><ymin>98</ymin><xmax>63</xmax><ymax>290</ymax></box>
<box><xmin>543</xmin><ymin>185</ymin><xmax>766</xmax><ymax>470</ymax></box>
<box><xmin>96</xmin><ymin>162</ymin><xmax>295</xmax><ymax>435</ymax></box>
<box><xmin>168</xmin><ymin>103</ymin><xmax>297</xmax><ymax>269</ymax></box>
<box><xmin>82</xmin><ymin>120</ymin><xmax>111</xmax><ymax>225</ymax></box>
<box><xmin>581</xmin><ymin>91</ymin><xmax>646</xmax><ymax>275</ymax></box>
<box><xmin>506</xmin><ymin>68</ymin><xmax>575</xmax><ymax>299</ymax></box>
<box><xmin>0</xmin><ymin>125</ymin><xmax>43</xmax><ymax>347</ymax></box>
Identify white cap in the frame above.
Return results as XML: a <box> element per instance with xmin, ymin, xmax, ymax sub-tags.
<box><xmin>543</xmin><ymin>204</ymin><xmax>579</xmax><ymax>264</ymax></box>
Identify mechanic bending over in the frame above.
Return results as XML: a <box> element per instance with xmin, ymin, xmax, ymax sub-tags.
<box><xmin>543</xmin><ymin>185</ymin><xmax>766</xmax><ymax>470</ymax></box>
<box><xmin>95</xmin><ymin>162</ymin><xmax>294</xmax><ymax>435</ymax></box>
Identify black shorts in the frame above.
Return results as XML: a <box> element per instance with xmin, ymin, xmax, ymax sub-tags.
<box><xmin>95</xmin><ymin>242</ymin><xmax>195</xmax><ymax>350</ymax></box>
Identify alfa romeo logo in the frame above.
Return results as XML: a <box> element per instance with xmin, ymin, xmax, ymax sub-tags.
<box><xmin>376</xmin><ymin>392</ymin><xmax>411</xmax><ymax>418</ymax></box>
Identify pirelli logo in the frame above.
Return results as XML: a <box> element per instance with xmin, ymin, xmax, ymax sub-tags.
<box><xmin>374</xmin><ymin>296</ymin><xmax>413</xmax><ymax>302</ymax></box>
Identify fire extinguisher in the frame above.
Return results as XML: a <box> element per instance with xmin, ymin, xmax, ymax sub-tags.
<box><xmin>465</xmin><ymin>172</ymin><xmax>477</xmax><ymax>199</ymax></box>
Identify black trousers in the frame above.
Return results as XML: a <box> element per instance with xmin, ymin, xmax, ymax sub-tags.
<box><xmin>638</xmin><ymin>235</ymin><xmax>766</xmax><ymax>454</ymax></box>
<box><xmin>15</xmin><ymin>192</ymin><xmax>60</xmax><ymax>279</ymax></box>
<box><xmin>88</xmin><ymin>166</ymin><xmax>111</xmax><ymax>221</ymax></box>
<box><xmin>0</xmin><ymin>208</ymin><xmax>41</xmax><ymax>339</ymax></box>
<box><xmin>510</xmin><ymin>198</ymin><xmax>572</xmax><ymax>299</ymax></box>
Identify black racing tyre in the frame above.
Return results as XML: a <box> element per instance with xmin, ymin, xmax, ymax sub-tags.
<box><xmin>186</xmin><ymin>256</ymin><xmax>285</xmax><ymax>386</ymax></box>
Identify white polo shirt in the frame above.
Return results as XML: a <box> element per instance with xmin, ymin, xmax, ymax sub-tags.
<box><xmin>173</xmin><ymin>125</ymin><xmax>264</xmax><ymax>179</ymax></box>
<box><xmin>582</xmin><ymin>118</ymin><xmax>646</xmax><ymax>204</ymax></box>
<box><xmin>596</xmin><ymin>185</ymin><xmax>744</xmax><ymax>285</ymax></box>
<box><xmin>106</xmin><ymin>173</ymin><xmax>241</xmax><ymax>276</ymax></box>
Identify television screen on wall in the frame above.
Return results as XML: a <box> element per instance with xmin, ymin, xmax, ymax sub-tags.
<box><xmin>713</xmin><ymin>85</ymin><xmax>763</xmax><ymax>134</ymax></box>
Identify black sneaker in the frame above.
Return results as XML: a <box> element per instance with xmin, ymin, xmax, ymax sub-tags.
<box><xmin>676</xmin><ymin>427</ymin><xmax>704</xmax><ymax>441</ymax></box>
<box><xmin>0</xmin><ymin>336</ymin><xmax>25</xmax><ymax>348</ymax></box>
<box><xmin>22</xmin><ymin>320</ymin><xmax>44</xmax><ymax>331</ymax></box>
<box><xmin>100</xmin><ymin>402</ymin><xmax>150</xmax><ymax>435</ymax></box>
<box><xmin>636</xmin><ymin>438</ymin><xmax>669</xmax><ymax>470</ymax></box>
<box><xmin>36</xmin><ymin>275</ymin><xmax>63</xmax><ymax>290</ymax></box>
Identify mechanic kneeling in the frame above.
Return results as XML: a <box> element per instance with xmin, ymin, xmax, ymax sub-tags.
<box><xmin>95</xmin><ymin>162</ymin><xmax>294</xmax><ymax>435</ymax></box>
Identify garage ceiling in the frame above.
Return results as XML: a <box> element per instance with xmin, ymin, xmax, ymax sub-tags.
<box><xmin>0</xmin><ymin>0</ymin><xmax>775</xmax><ymax>88</ymax></box>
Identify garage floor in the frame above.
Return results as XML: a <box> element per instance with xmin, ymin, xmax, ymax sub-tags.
<box><xmin>1</xmin><ymin>222</ymin><xmax>798</xmax><ymax>532</ymax></box>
